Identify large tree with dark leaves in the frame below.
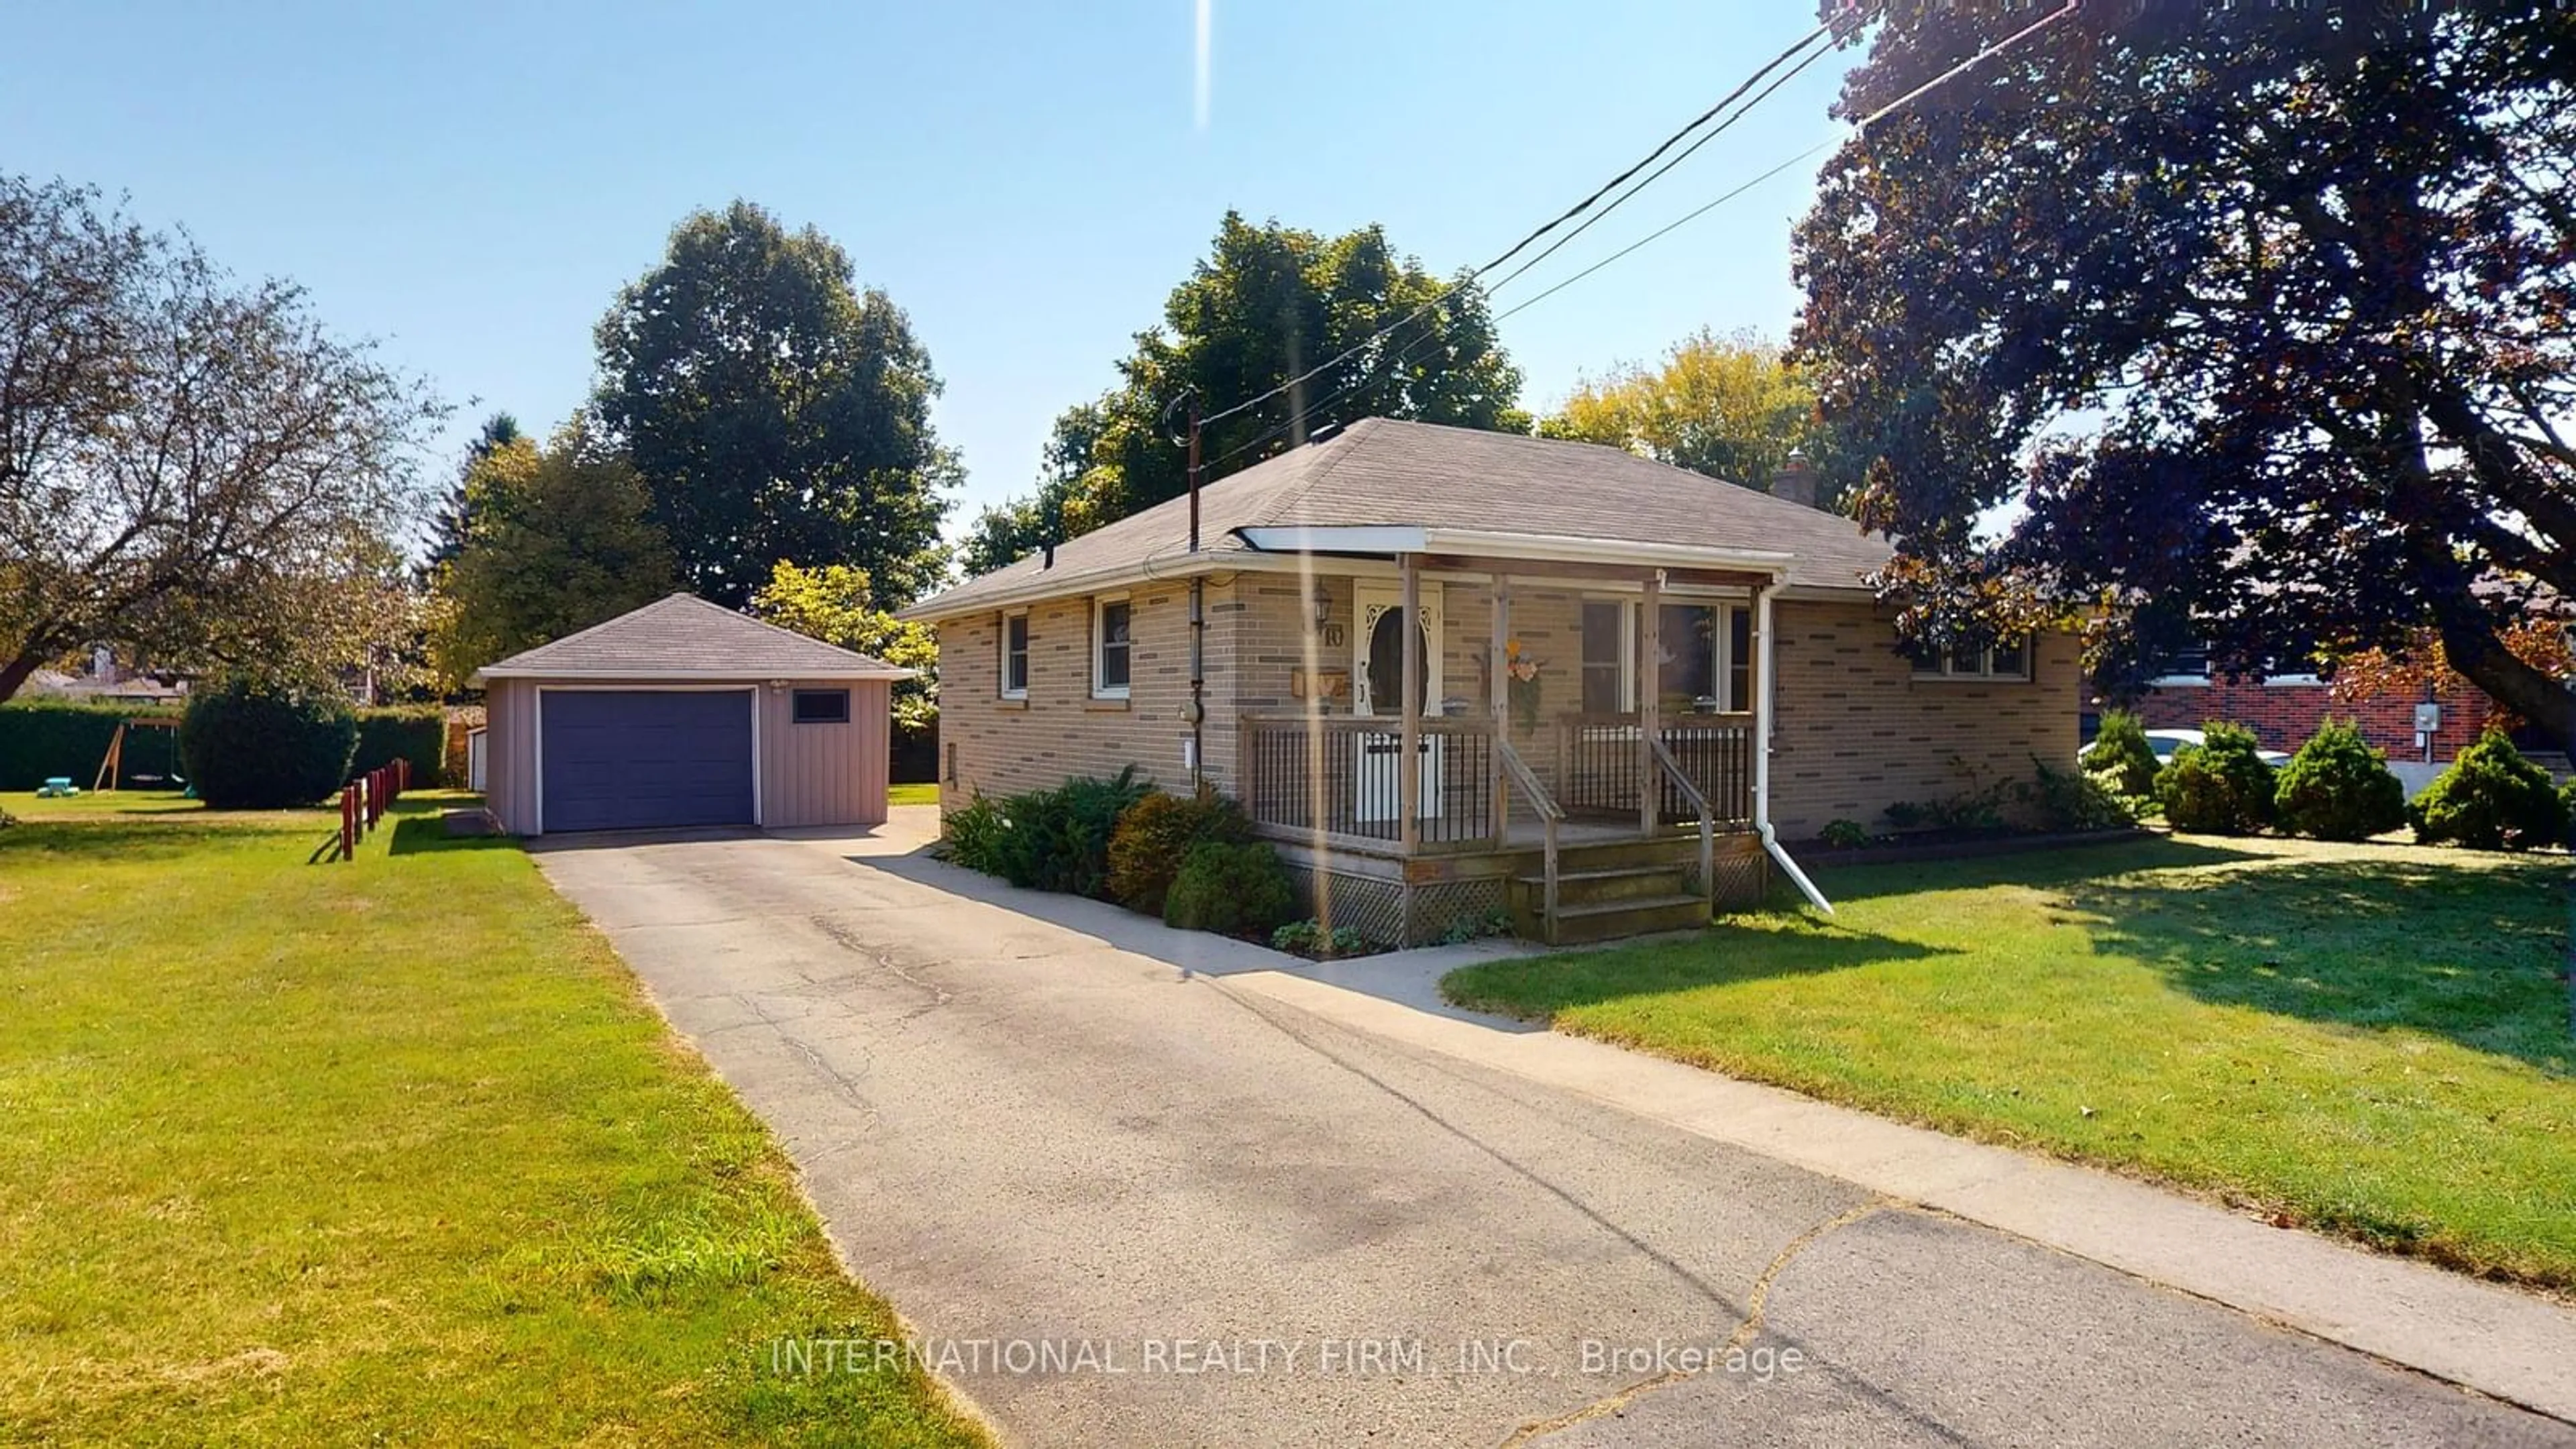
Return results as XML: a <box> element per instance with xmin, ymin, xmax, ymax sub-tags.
<box><xmin>594</xmin><ymin>202</ymin><xmax>957</xmax><ymax>609</ymax></box>
<box><xmin>1794</xmin><ymin>3</ymin><xmax>2576</xmax><ymax>746</ymax></box>
<box><xmin>961</xmin><ymin>213</ymin><xmax>1525</xmax><ymax>574</ymax></box>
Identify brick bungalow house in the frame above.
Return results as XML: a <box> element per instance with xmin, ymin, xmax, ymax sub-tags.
<box><xmin>901</xmin><ymin>419</ymin><xmax>2081</xmax><ymax>945</ymax></box>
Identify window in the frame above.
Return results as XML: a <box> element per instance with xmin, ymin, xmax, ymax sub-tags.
<box><xmin>1579</xmin><ymin>600</ymin><xmax>1628</xmax><ymax>713</ymax></box>
<box><xmin>1092</xmin><ymin>596</ymin><xmax>1132</xmax><ymax>698</ymax></box>
<box><xmin>1000</xmin><ymin>612</ymin><xmax>1029</xmax><ymax>698</ymax></box>
<box><xmin>1915</xmin><ymin>641</ymin><xmax>2032</xmax><ymax>682</ymax></box>
<box><xmin>791</xmin><ymin>688</ymin><xmax>850</xmax><ymax>723</ymax></box>
<box><xmin>1577</xmin><ymin>599</ymin><xmax>1752</xmax><ymax>714</ymax></box>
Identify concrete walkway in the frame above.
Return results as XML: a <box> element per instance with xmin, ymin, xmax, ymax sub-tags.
<box><xmin>535</xmin><ymin>810</ymin><xmax>2576</xmax><ymax>1448</ymax></box>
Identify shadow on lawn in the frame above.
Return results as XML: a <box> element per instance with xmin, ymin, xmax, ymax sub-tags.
<box><xmin>2058</xmin><ymin>852</ymin><xmax>2573</xmax><ymax>1075</ymax></box>
<box><xmin>1809</xmin><ymin>835</ymin><xmax>2263</xmax><ymax>902</ymax></box>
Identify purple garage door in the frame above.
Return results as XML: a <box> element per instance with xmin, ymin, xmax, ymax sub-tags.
<box><xmin>539</xmin><ymin>690</ymin><xmax>753</xmax><ymax>832</ymax></box>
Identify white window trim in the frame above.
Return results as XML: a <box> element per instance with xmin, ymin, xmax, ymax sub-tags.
<box><xmin>1000</xmin><ymin>610</ymin><xmax>1030</xmax><ymax>700</ymax></box>
<box><xmin>1913</xmin><ymin>642</ymin><xmax>2034</xmax><ymax>683</ymax></box>
<box><xmin>1091</xmin><ymin>594</ymin><xmax>1132</xmax><ymax>700</ymax></box>
<box><xmin>1583</xmin><ymin>598</ymin><xmax>1754</xmax><ymax>714</ymax></box>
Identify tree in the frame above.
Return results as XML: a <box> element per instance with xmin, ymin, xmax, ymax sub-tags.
<box><xmin>1540</xmin><ymin>327</ymin><xmax>1832</xmax><ymax>496</ymax></box>
<box><xmin>2328</xmin><ymin>612</ymin><xmax>2573</xmax><ymax>729</ymax></box>
<box><xmin>419</xmin><ymin>412</ymin><xmax>521</xmax><ymax>582</ymax></box>
<box><xmin>593</xmin><ymin>201</ymin><xmax>957</xmax><ymax>610</ymax></box>
<box><xmin>0</xmin><ymin>175</ymin><xmax>441</xmax><ymax>704</ymax></box>
<box><xmin>1791</xmin><ymin>5</ymin><xmax>2576</xmax><ymax>746</ymax></box>
<box><xmin>961</xmin><ymin>213</ymin><xmax>1526</xmax><ymax>575</ymax></box>
<box><xmin>747</xmin><ymin>559</ymin><xmax>936</xmax><ymax>736</ymax></box>
<box><xmin>425</xmin><ymin>421</ymin><xmax>676</xmax><ymax>689</ymax></box>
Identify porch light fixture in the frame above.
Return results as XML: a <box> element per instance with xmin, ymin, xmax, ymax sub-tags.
<box><xmin>1310</xmin><ymin>582</ymin><xmax>1332</xmax><ymax>631</ymax></box>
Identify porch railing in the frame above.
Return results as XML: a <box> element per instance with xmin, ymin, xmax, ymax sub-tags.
<box><xmin>1558</xmin><ymin>714</ymin><xmax>1754</xmax><ymax>826</ymax></box>
<box><xmin>1237</xmin><ymin>714</ymin><xmax>1497</xmax><ymax>850</ymax></box>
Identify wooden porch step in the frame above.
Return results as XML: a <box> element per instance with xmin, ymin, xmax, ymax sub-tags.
<box><xmin>1545</xmin><ymin>894</ymin><xmax>1712</xmax><ymax>945</ymax></box>
<box><xmin>1513</xmin><ymin>864</ymin><xmax>1690</xmax><ymax>907</ymax></box>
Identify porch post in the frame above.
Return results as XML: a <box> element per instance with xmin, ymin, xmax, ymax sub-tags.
<box><xmin>1639</xmin><ymin>570</ymin><xmax>1662</xmax><ymax>835</ymax></box>
<box><xmin>1399</xmin><ymin>552</ymin><xmax>1422</xmax><ymax>857</ymax></box>
<box><xmin>1489</xmin><ymin>572</ymin><xmax>1510</xmax><ymax>842</ymax></box>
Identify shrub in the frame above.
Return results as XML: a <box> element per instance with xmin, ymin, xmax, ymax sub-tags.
<box><xmin>1163</xmin><ymin>840</ymin><xmax>1295</xmax><ymax>936</ymax></box>
<box><xmin>2019</xmin><ymin>758</ymin><xmax>2137</xmax><ymax>832</ymax></box>
<box><xmin>2411</xmin><ymin>731</ymin><xmax>2567</xmax><ymax>852</ymax></box>
<box><xmin>179</xmin><ymin>677</ymin><xmax>360</xmax><ymax>808</ymax></box>
<box><xmin>942</xmin><ymin>767</ymin><xmax>1152</xmax><ymax>896</ymax></box>
<box><xmin>2084</xmin><ymin>709</ymin><xmax>2162</xmax><ymax>801</ymax></box>
<box><xmin>1273</xmin><ymin>918</ymin><xmax>1377</xmax><ymax>959</ymax></box>
<box><xmin>1819</xmin><ymin>818</ymin><xmax>1870</xmax><ymax>849</ymax></box>
<box><xmin>353</xmin><ymin>707</ymin><xmax>445</xmax><ymax>787</ymax></box>
<box><xmin>2272</xmin><ymin>718</ymin><xmax>2408</xmax><ymax>842</ymax></box>
<box><xmin>2157</xmin><ymin>722</ymin><xmax>2276</xmax><ymax>835</ymax></box>
<box><xmin>1106</xmin><ymin>785</ymin><xmax>1253</xmax><ymax>916</ymax></box>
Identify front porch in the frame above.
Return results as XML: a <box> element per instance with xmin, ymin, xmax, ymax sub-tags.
<box><xmin>1222</xmin><ymin>547</ymin><xmax>1782</xmax><ymax>944</ymax></box>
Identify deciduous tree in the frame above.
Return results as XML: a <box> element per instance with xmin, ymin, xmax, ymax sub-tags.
<box><xmin>963</xmin><ymin>213</ymin><xmax>1525</xmax><ymax>574</ymax></box>
<box><xmin>748</xmin><ymin>559</ymin><xmax>936</xmax><ymax>736</ymax></box>
<box><xmin>1540</xmin><ymin>327</ymin><xmax>1832</xmax><ymax>497</ymax></box>
<box><xmin>426</xmin><ymin>422</ymin><xmax>674</xmax><ymax>689</ymax></box>
<box><xmin>1792</xmin><ymin>3</ymin><xmax>2576</xmax><ymax>745</ymax></box>
<box><xmin>594</xmin><ymin>201</ymin><xmax>957</xmax><ymax>608</ymax></box>
<box><xmin>0</xmin><ymin>175</ymin><xmax>440</xmax><ymax>703</ymax></box>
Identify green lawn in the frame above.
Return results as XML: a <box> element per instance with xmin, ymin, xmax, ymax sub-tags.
<box><xmin>888</xmin><ymin>782</ymin><xmax>938</xmax><ymax>808</ymax></box>
<box><xmin>0</xmin><ymin>789</ymin><xmax>987</xmax><ymax>1446</ymax></box>
<box><xmin>1443</xmin><ymin>835</ymin><xmax>2576</xmax><ymax>1290</ymax></box>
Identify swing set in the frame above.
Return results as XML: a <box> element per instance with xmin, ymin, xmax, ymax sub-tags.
<box><xmin>93</xmin><ymin>718</ymin><xmax>187</xmax><ymax>793</ymax></box>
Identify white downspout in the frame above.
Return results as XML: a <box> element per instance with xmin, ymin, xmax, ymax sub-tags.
<box><xmin>1754</xmin><ymin>578</ymin><xmax>1835</xmax><ymax>916</ymax></box>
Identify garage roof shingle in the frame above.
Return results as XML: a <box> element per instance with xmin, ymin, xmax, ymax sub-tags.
<box><xmin>472</xmin><ymin>594</ymin><xmax>912</xmax><ymax>681</ymax></box>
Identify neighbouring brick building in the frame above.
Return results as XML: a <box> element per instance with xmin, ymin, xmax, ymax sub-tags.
<box><xmin>2136</xmin><ymin>672</ymin><xmax>2498</xmax><ymax>767</ymax></box>
<box><xmin>904</xmin><ymin>420</ymin><xmax>2082</xmax><ymax>944</ymax></box>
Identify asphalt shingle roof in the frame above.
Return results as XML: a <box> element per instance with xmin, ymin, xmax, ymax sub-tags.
<box><xmin>906</xmin><ymin>418</ymin><xmax>1892</xmax><ymax>620</ymax></box>
<box><xmin>474</xmin><ymin>594</ymin><xmax>910</xmax><ymax>680</ymax></box>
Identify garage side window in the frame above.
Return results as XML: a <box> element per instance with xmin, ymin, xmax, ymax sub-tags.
<box><xmin>1001</xmin><ymin>612</ymin><xmax>1029</xmax><ymax>698</ymax></box>
<box><xmin>792</xmin><ymin>688</ymin><xmax>851</xmax><ymax>723</ymax></box>
<box><xmin>1092</xmin><ymin>596</ymin><xmax>1132</xmax><ymax>699</ymax></box>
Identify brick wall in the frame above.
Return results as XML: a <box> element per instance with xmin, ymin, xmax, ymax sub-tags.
<box><xmin>2134</xmin><ymin>677</ymin><xmax>2493</xmax><ymax>763</ymax></box>
<box><xmin>1768</xmin><ymin>597</ymin><xmax>2083</xmax><ymax>840</ymax></box>
<box><xmin>936</xmin><ymin>578</ymin><xmax>1238</xmax><ymax>808</ymax></box>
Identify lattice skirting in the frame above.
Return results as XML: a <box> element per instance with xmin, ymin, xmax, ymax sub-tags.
<box><xmin>1288</xmin><ymin>868</ymin><xmax>1512</xmax><ymax>947</ymax></box>
<box><xmin>1707</xmin><ymin>849</ymin><xmax>1770</xmax><ymax>910</ymax></box>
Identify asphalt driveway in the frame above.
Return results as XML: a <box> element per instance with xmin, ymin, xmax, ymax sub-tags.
<box><xmin>534</xmin><ymin>819</ymin><xmax>2573</xmax><ymax>1448</ymax></box>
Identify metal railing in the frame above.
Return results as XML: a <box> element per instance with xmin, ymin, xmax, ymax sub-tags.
<box><xmin>1238</xmin><ymin>714</ymin><xmax>1497</xmax><ymax>850</ymax></box>
<box><xmin>1558</xmin><ymin>713</ymin><xmax>1754</xmax><ymax>826</ymax></box>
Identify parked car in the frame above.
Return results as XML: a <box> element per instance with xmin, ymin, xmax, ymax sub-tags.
<box><xmin>2082</xmin><ymin>727</ymin><xmax>2292</xmax><ymax>769</ymax></box>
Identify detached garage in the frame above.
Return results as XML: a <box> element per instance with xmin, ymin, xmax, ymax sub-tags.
<box><xmin>471</xmin><ymin>593</ymin><xmax>913</xmax><ymax>837</ymax></box>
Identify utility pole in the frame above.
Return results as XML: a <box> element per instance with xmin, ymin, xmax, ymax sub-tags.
<box><xmin>1182</xmin><ymin>392</ymin><xmax>1207</xmax><ymax>789</ymax></box>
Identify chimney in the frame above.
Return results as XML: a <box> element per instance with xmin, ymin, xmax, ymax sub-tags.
<box><xmin>1769</xmin><ymin>450</ymin><xmax>1821</xmax><ymax>510</ymax></box>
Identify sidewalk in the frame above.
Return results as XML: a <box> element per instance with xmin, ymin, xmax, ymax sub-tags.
<box><xmin>1212</xmin><ymin>936</ymin><xmax>2576</xmax><ymax>1425</ymax></box>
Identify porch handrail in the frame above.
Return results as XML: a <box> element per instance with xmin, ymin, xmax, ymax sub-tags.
<box><xmin>1493</xmin><ymin>736</ymin><xmax>1564</xmax><ymax>933</ymax></box>
<box><xmin>1649</xmin><ymin>735</ymin><xmax>1715</xmax><ymax>916</ymax></box>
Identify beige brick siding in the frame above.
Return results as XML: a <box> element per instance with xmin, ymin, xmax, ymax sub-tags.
<box><xmin>938</xmin><ymin>578</ymin><xmax>1241</xmax><ymax>808</ymax></box>
<box><xmin>1768</xmin><ymin>596</ymin><xmax>2082</xmax><ymax>840</ymax></box>
<box><xmin>937</xmin><ymin>575</ymin><xmax>2080</xmax><ymax>840</ymax></box>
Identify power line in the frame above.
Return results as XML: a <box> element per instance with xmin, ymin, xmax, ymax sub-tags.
<box><xmin>1477</xmin><ymin>33</ymin><xmax>1839</xmax><ymax>300</ymax></box>
<box><xmin>1199</xmin><ymin>19</ymin><xmax>1833</xmax><ymax>429</ymax></box>
<box><xmin>1495</xmin><ymin>0</ymin><xmax>2081</xmax><ymax>326</ymax></box>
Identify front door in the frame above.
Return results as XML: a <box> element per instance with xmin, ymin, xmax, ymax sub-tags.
<box><xmin>1352</xmin><ymin>582</ymin><xmax>1443</xmax><ymax>824</ymax></box>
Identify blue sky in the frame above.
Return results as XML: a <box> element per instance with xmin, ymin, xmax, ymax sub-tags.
<box><xmin>6</xmin><ymin>1</ymin><xmax>1859</xmax><ymax>541</ymax></box>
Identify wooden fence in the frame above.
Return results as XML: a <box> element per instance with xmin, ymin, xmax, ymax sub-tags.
<box><xmin>321</xmin><ymin>757</ymin><xmax>412</xmax><ymax>863</ymax></box>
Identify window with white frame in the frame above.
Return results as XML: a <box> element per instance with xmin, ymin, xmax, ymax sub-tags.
<box><xmin>1576</xmin><ymin>599</ymin><xmax>1754</xmax><ymax>713</ymax></box>
<box><xmin>1091</xmin><ymin>596</ymin><xmax>1132</xmax><ymax>698</ymax></box>
<box><xmin>1914</xmin><ymin>639</ymin><xmax>2032</xmax><ymax>682</ymax></box>
<box><xmin>1000</xmin><ymin>611</ymin><xmax>1030</xmax><ymax>698</ymax></box>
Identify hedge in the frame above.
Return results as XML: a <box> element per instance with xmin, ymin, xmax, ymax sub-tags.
<box><xmin>353</xmin><ymin>707</ymin><xmax>445</xmax><ymax>787</ymax></box>
<box><xmin>0</xmin><ymin>698</ymin><xmax>445</xmax><ymax>791</ymax></box>
<box><xmin>0</xmin><ymin>700</ymin><xmax>178</xmax><ymax>790</ymax></box>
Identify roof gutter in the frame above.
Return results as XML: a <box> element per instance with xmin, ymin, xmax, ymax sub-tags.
<box><xmin>470</xmin><ymin>666</ymin><xmax>917</xmax><ymax>685</ymax></box>
<box><xmin>1233</xmin><ymin>525</ymin><xmax>1796</xmax><ymax>574</ymax></box>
